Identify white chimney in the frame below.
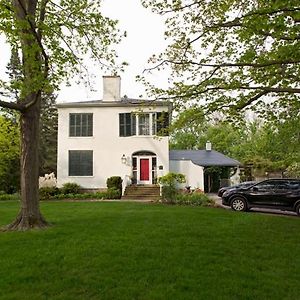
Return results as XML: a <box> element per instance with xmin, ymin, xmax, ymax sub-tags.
<box><xmin>103</xmin><ymin>75</ymin><xmax>121</xmax><ymax>101</ymax></box>
<box><xmin>206</xmin><ymin>141</ymin><xmax>212</xmax><ymax>151</ymax></box>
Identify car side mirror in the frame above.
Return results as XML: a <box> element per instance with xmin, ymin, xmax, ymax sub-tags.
<box><xmin>252</xmin><ymin>186</ymin><xmax>258</xmax><ymax>191</ymax></box>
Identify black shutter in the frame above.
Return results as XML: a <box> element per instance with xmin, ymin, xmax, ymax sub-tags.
<box><xmin>156</xmin><ymin>112</ymin><xmax>169</xmax><ymax>136</ymax></box>
<box><xmin>119</xmin><ymin>113</ymin><xmax>132</xmax><ymax>136</ymax></box>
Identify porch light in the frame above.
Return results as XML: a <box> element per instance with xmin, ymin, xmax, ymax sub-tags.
<box><xmin>121</xmin><ymin>154</ymin><xmax>127</xmax><ymax>164</ymax></box>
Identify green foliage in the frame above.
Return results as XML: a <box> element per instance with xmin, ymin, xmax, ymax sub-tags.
<box><xmin>39</xmin><ymin>187</ymin><xmax>60</xmax><ymax>200</ymax></box>
<box><xmin>141</xmin><ymin>0</ymin><xmax>300</xmax><ymax>120</ymax></box>
<box><xmin>0</xmin><ymin>193</ymin><xmax>20</xmax><ymax>201</ymax></box>
<box><xmin>39</xmin><ymin>187</ymin><xmax>121</xmax><ymax>201</ymax></box>
<box><xmin>105</xmin><ymin>188</ymin><xmax>122</xmax><ymax>200</ymax></box>
<box><xmin>158</xmin><ymin>172</ymin><xmax>186</xmax><ymax>187</ymax></box>
<box><xmin>0</xmin><ymin>115</ymin><xmax>20</xmax><ymax>193</ymax></box>
<box><xmin>0</xmin><ymin>0</ymin><xmax>124</xmax><ymax>97</ymax></box>
<box><xmin>174</xmin><ymin>193</ymin><xmax>214</xmax><ymax>206</ymax></box>
<box><xmin>106</xmin><ymin>176</ymin><xmax>123</xmax><ymax>195</ymax></box>
<box><xmin>61</xmin><ymin>182</ymin><xmax>81</xmax><ymax>195</ymax></box>
<box><xmin>170</xmin><ymin>109</ymin><xmax>300</xmax><ymax>173</ymax></box>
<box><xmin>161</xmin><ymin>185</ymin><xmax>178</xmax><ymax>203</ymax></box>
<box><xmin>159</xmin><ymin>172</ymin><xmax>186</xmax><ymax>202</ymax></box>
<box><xmin>286</xmin><ymin>163</ymin><xmax>300</xmax><ymax>178</ymax></box>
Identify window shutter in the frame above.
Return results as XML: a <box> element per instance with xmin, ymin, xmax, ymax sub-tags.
<box><xmin>119</xmin><ymin>113</ymin><xmax>132</xmax><ymax>136</ymax></box>
<box><xmin>156</xmin><ymin>112</ymin><xmax>169</xmax><ymax>136</ymax></box>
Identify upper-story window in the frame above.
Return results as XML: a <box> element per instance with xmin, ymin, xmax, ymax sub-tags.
<box><xmin>119</xmin><ymin>112</ymin><xmax>169</xmax><ymax>137</ymax></box>
<box><xmin>69</xmin><ymin>113</ymin><xmax>93</xmax><ymax>137</ymax></box>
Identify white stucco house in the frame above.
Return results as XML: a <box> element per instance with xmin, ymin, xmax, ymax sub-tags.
<box><xmin>57</xmin><ymin>76</ymin><xmax>240</xmax><ymax>194</ymax></box>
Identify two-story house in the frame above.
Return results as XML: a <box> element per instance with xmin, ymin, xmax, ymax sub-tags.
<box><xmin>57</xmin><ymin>75</ymin><xmax>240</xmax><ymax>194</ymax></box>
<box><xmin>57</xmin><ymin>76</ymin><xmax>171</xmax><ymax>192</ymax></box>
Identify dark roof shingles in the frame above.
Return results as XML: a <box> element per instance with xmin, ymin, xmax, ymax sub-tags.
<box><xmin>169</xmin><ymin>150</ymin><xmax>240</xmax><ymax>167</ymax></box>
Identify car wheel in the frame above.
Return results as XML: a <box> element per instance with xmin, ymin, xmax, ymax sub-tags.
<box><xmin>230</xmin><ymin>197</ymin><xmax>247</xmax><ymax>212</ymax></box>
<box><xmin>296</xmin><ymin>204</ymin><xmax>300</xmax><ymax>217</ymax></box>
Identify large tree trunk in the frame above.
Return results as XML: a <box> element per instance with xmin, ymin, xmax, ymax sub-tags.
<box><xmin>5</xmin><ymin>94</ymin><xmax>48</xmax><ymax>231</ymax></box>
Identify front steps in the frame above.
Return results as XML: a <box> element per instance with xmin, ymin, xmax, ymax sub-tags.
<box><xmin>122</xmin><ymin>185</ymin><xmax>160</xmax><ymax>201</ymax></box>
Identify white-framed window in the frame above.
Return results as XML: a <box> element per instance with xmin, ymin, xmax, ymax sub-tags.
<box><xmin>69</xmin><ymin>113</ymin><xmax>93</xmax><ymax>137</ymax></box>
<box><xmin>119</xmin><ymin>112</ymin><xmax>168</xmax><ymax>137</ymax></box>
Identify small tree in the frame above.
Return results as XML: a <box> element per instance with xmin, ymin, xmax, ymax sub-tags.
<box><xmin>158</xmin><ymin>172</ymin><xmax>186</xmax><ymax>202</ymax></box>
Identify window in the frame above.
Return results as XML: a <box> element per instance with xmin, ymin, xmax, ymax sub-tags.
<box><xmin>119</xmin><ymin>112</ymin><xmax>169</xmax><ymax>137</ymax></box>
<box><xmin>138</xmin><ymin>114</ymin><xmax>150</xmax><ymax>135</ymax></box>
<box><xmin>69</xmin><ymin>150</ymin><xmax>93</xmax><ymax>176</ymax></box>
<box><xmin>69</xmin><ymin>113</ymin><xmax>93</xmax><ymax>137</ymax></box>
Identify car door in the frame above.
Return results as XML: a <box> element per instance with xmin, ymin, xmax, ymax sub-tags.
<box><xmin>271</xmin><ymin>180</ymin><xmax>292</xmax><ymax>208</ymax></box>
<box><xmin>274</xmin><ymin>180</ymin><xmax>300</xmax><ymax>209</ymax></box>
<box><xmin>246</xmin><ymin>180</ymin><xmax>277</xmax><ymax>206</ymax></box>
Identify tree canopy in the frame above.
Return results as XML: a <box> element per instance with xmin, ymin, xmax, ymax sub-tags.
<box><xmin>142</xmin><ymin>0</ymin><xmax>300</xmax><ymax>118</ymax></box>
<box><xmin>170</xmin><ymin>109</ymin><xmax>300</xmax><ymax>173</ymax></box>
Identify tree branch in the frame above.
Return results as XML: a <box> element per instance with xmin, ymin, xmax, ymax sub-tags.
<box><xmin>0</xmin><ymin>98</ymin><xmax>24</xmax><ymax>111</ymax></box>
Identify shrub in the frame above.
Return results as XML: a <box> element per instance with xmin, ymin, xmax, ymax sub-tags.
<box><xmin>0</xmin><ymin>193</ymin><xmax>20</xmax><ymax>201</ymax></box>
<box><xmin>106</xmin><ymin>176</ymin><xmax>122</xmax><ymax>196</ymax></box>
<box><xmin>161</xmin><ymin>186</ymin><xmax>177</xmax><ymax>203</ymax></box>
<box><xmin>61</xmin><ymin>182</ymin><xmax>81</xmax><ymax>195</ymax></box>
<box><xmin>39</xmin><ymin>186</ymin><xmax>60</xmax><ymax>200</ymax></box>
<box><xmin>174</xmin><ymin>193</ymin><xmax>214</xmax><ymax>206</ymax></box>
<box><xmin>158</xmin><ymin>172</ymin><xmax>186</xmax><ymax>187</ymax></box>
<box><xmin>159</xmin><ymin>172</ymin><xmax>186</xmax><ymax>202</ymax></box>
<box><xmin>106</xmin><ymin>188</ymin><xmax>121</xmax><ymax>199</ymax></box>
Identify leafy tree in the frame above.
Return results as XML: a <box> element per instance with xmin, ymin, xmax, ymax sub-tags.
<box><xmin>0</xmin><ymin>1</ymin><xmax>123</xmax><ymax>230</ymax></box>
<box><xmin>0</xmin><ymin>115</ymin><xmax>20</xmax><ymax>193</ymax></box>
<box><xmin>141</xmin><ymin>0</ymin><xmax>300</xmax><ymax>118</ymax></box>
<box><xmin>6</xmin><ymin>47</ymin><xmax>58</xmax><ymax>176</ymax></box>
<box><xmin>170</xmin><ymin>109</ymin><xmax>300</xmax><ymax>174</ymax></box>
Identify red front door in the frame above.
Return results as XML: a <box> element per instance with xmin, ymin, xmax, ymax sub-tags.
<box><xmin>140</xmin><ymin>159</ymin><xmax>150</xmax><ymax>181</ymax></box>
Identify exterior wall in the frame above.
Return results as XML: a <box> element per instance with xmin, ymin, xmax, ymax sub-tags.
<box><xmin>57</xmin><ymin>105</ymin><xmax>169</xmax><ymax>189</ymax></box>
<box><xmin>169</xmin><ymin>160</ymin><xmax>204</xmax><ymax>191</ymax></box>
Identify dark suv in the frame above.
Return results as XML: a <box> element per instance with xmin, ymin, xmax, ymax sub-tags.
<box><xmin>222</xmin><ymin>179</ymin><xmax>300</xmax><ymax>216</ymax></box>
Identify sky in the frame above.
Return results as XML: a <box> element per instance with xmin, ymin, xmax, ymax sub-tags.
<box><xmin>58</xmin><ymin>0</ymin><xmax>168</xmax><ymax>102</ymax></box>
<box><xmin>0</xmin><ymin>0</ymin><xmax>168</xmax><ymax>103</ymax></box>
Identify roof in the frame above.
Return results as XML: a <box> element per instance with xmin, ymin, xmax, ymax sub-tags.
<box><xmin>56</xmin><ymin>97</ymin><xmax>171</xmax><ymax>108</ymax></box>
<box><xmin>169</xmin><ymin>150</ymin><xmax>241</xmax><ymax>167</ymax></box>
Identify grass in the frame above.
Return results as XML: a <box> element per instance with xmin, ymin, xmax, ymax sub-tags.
<box><xmin>0</xmin><ymin>201</ymin><xmax>299</xmax><ymax>300</ymax></box>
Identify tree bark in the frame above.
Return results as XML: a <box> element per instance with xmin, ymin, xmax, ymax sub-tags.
<box><xmin>4</xmin><ymin>93</ymin><xmax>49</xmax><ymax>231</ymax></box>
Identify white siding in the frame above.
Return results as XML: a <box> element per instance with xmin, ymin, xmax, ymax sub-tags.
<box><xmin>57</xmin><ymin>105</ymin><xmax>169</xmax><ymax>189</ymax></box>
<box><xmin>169</xmin><ymin>160</ymin><xmax>204</xmax><ymax>191</ymax></box>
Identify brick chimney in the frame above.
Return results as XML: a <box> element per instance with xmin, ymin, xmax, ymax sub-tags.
<box><xmin>102</xmin><ymin>75</ymin><xmax>121</xmax><ymax>101</ymax></box>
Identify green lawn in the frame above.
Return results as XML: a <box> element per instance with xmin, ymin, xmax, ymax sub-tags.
<box><xmin>0</xmin><ymin>201</ymin><xmax>299</xmax><ymax>300</ymax></box>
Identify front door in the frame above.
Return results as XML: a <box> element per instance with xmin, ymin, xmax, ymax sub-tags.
<box><xmin>140</xmin><ymin>158</ymin><xmax>150</xmax><ymax>184</ymax></box>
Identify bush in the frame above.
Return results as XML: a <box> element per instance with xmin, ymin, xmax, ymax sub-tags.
<box><xmin>61</xmin><ymin>182</ymin><xmax>81</xmax><ymax>195</ymax></box>
<box><xmin>161</xmin><ymin>186</ymin><xmax>177</xmax><ymax>203</ymax></box>
<box><xmin>106</xmin><ymin>176</ymin><xmax>122</xmax><ymax>196</ymax></box>
<box><xmin>174</xmin><ymin>193</ymin><xmax>214</xmax><ymax>206</ymax></box>
<box><xmin>106</xmin><ymin>188</ymin><xmax>121</xmax><ymax>199</ymax></box>
<box><xmin>0</xmin><ymin>193</ymin><xmax>20</xmax><ymax>201</ymax></box>
<box><xmin>39</xmin><ymin>186</ymin><xmax>60</xmax><ymax>200</ymax></box>
<box><xmin>158</xmin><ymin>172</ymin><xmax>186</xmax><ymax>187</ymax></box>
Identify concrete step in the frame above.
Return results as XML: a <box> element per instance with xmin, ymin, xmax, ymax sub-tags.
<box><xmin>123</xmin><ymin>185</ymin><xmax>160</xmax><ymax>201</ymax></box>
